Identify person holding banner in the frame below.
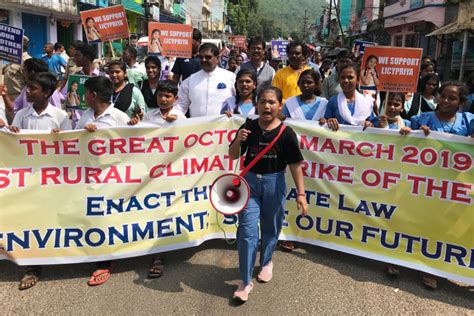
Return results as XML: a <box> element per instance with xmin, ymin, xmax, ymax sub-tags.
<box><xmin>176</xmin><ymin>43</ymin><xmax>235</xmax><ymax>117</ymax></box>
<box><xmin>229</xmin><ymin>86</ymin><xmax>308</xmax><ymax>302</ymax></box>
<box><xmin>282</xmin><ymin>69</ymin><xmax>328</xmax><ymax>121</ymax></box>
<box><xmin>7</xmin><ymin>73</ymin><xmax>71</xmax><ymax>290</ymax></box>
<box><xmin>411</xmin><ymin>82</ymin><xmax>474</xmax><ymax>138</ymax></box>
<box><xmin>323</xmin><ymin>63</ymin><xmax>375</xmax><ymax>131</ymax></box>
<box><xmin>374</xmin><ymin>92</ymin><xmax>411</xmax><ymax>132</ymax></box>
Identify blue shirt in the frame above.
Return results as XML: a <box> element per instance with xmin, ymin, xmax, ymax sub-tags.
<box><xmin>324</xmin><ymin>95</ymin><xmax>376</xmax><ymax>125</ymax></box>
<box><xmin>411</xmin><ymin>112</ymin><xmax>474</xmax><ymax>136</ymax></box>
<box><xmin>42</xmin><ymin>54</ymin><xmax>67</xmax><ymax>79</ymax></box>
<box><xmin>373</xmin><ymin>117</ymin><xmax>411</xmax><ymax>129</ymax></box>
<box><xmin>283</xmin><ymin>96</ymin><xmax>322</xmax><ymax>120</ymax></box>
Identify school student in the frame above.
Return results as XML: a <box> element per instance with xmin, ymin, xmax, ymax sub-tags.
<box><xmin>403</xmin><ymin>74</ymin><xmax>440</xmax><ymax>120</ymax></box>
<box><xmin>323</xmin><ymin>63</ymin><xmax>376</xmax><ymax>131</ymax></box>
<box><xmin>107</xmin><ymin>60</ymin><xmax>147</xmax><ymax>119</ymax></box>
<box><xmin>388</xmin><ymin>82</ymin><xmax>474</xmax><ymax>290</ymax></box>
<box><xmin>7</xmin><ymin>72</ymin><xmax>70</xmax><ymax>290</ymax></box>
<box><xmin>283</xmin><ymin>69</ymin><xmax>328</xmax><ymax>121</ymax></box>
<box><xmin>374</xmin><ymin>92</ymin><xmax>411</xmax><ymax>132</ymax></box>
<box><xmin>0</xmin><ymin>58</ymin><xmax>57</xmax><ymax>118</ymax></box>
<box><xmin>75</xmin><ymin>77</ymin><xmax>131</xmax><ymax>286</ymax></box>
<box><xmin>221</xmin><ymin>69</ymin><xmax>257</xmax><ymax>117</ymax></box>
<box><xmin>229</xmin><ymin>86</ymin><xmax>308</xmax><ymax>302</ymax></box>
<box><xmin>129</xmin><ymin>80</ymin><xmax>185</xmax><ymax>126</ymax></box>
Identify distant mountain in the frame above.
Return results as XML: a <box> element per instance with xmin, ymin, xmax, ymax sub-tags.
<box><xmin>257</xmin><ymin>0</ymin><xmax>326</xmax><ymax>37</ymax></box>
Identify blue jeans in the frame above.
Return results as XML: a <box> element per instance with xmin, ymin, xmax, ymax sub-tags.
<box><xmin>237</xmin><ymin>171</ymin><xmax>286</xmax><ymax>285</ymax></box>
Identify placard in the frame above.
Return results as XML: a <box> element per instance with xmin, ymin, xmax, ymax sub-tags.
<box><xmin>0</xmin><ymin>23</ymin><xmax>24</xmax><ymax>64</ymax></box>
<box><xmin>147</xmin><ymin>22</ymin><xmax>193</xmax><ymax>58</ymax></box>
<box><xmin>80</xmin><ymin>5</ymin><xmax>130</xmax><ymax>43</ymax></box>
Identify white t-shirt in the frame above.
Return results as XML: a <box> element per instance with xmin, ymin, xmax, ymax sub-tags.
<box><xmin>76</xmin><ymin>104</ymin><xmax>130</xmax><ymax>129</ymax></box>
<box><xmin>12</xmin><ymin>103</ymin><xmax>71</xmax><ymax>130</ymax></box>
<box><xmin>143</xmin><ymin>107</ymin><xmax>186</xmax><ymax>124</ymax></box>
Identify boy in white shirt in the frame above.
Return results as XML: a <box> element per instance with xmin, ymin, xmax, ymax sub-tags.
<box><xmin>6</xmin><ymin>72</ymin><xmax>70</xmax><ymax>291</ymax></box>
<box><xmin>129</xmin><ymin>79</ymin><xmax>185</xmax><ymax>126</ymax></box>
<box><xmin>75</xmin><ymin>76</ymin><xmax>132</xmax><ymax>286</ymax></box>
<box><xmin>75</xmin><ymin>76</ymin><xmax>130</xmax><ymax>131</ymax></box>
<box><xmin>9</xmin><ymin>72</ymin><xmax>71</xmax><ymax>133</ymax></box>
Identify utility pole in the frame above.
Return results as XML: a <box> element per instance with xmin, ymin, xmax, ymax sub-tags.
<box><xmin>303</xmin><ymin>10</ymin><xmax>308</xmax><ymax>41</ymax></box>
<box><xmin>334</xmin><ymin>0</ymin><xmax>345</xmax><ymax>45</ymax></box>
<box><xmin>327</xmin><ymin>0</ymin><xmax>332</xmax><ymax>40</ymax></box>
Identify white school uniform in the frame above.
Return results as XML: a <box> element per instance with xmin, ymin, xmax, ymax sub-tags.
<box><xmin>176</xmin><ymin>67</ymin><xmax>235</xmax><ymax>117</ymax></box>
<box><xmin>75</xmin><ymin>104</ymin><xmax>130</xmax><ymax>129</ymax></box>
<box><xmin>143</xmin><ymin>107</ymin><xmax>186</xmax><ymax>124</ymax></box>
<box><xmin>12</xmin><ymin>103</ymin><xmax>71</xmax><ymax>130</ymax></box>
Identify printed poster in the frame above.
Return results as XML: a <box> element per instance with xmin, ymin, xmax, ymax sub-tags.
<box><xmin>228</xmin><ymin>36</ymin><xmax>247</xmax><ymax>48</ymax></box>
<box><xmin>271</xmin><ymin>40</ymin><xmax>289</xmax><ymax>60</ymax></box>
<box><xmin>147</xmin><ymin>22</ymin><xmax>193</xmax><ymax>58</ymax></box>
<box><xmin>0</xmin><ymin>23</ymin><xmax>24</xmax><ymax>64</ymax></box>
<box><xmin>360</xmin><ymin>46</ymin><xmax>422</xmax><ymax>93</ymax></box>
<box><xmin>66</xmin><ymin>75</ymin><xmax>90</xmax><ymax>111</ymax></box>
<box><xmin>353</xmin><ymin>40</ymin><xmax>376</xmax><ymax>58</ymax></box>
<box><xmin>80</xmin><ymin>5</ymin><xmax>130</xmax><ymax>43</ymax></box>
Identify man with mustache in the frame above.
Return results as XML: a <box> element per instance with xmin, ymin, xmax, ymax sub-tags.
<box><xmin>237</xmin><ymin>36</ymin><xmax>275</xmax><ymax>95</ymax></box>
<box><xmin>272</xmin><ymin>40</ymin><xmax>311</xmax><ymax>102</ymax></box>
<box><xmin>176</xmin><ymin>43</ymin><xmax>236</xmax><ymax>117</ymax></box>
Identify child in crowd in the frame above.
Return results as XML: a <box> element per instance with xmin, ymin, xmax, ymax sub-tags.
<box><xmin>76</xmin><ymin>76</ymin><xmax>131</xmax><ymax>285</ymax></box>
<box><xmin>323</xmin><ymin>63</ymin><xmax>376</xmax><ymax>131</ymax></box>
<box><xmin>130</xmin><ymin>80</ymin><xmax>185</xmax><ymax>126</ymax></box>
<box><xmin>283</xmin><ymin>69</ymin><xmax>328</xmax><ymax>121</ymax></box>
<box><xmin>387</xmin><ymin>82</ymin><xmax>474</xmax><ymax>289</ymax></box>
<box><xmin>129</xmin><ymin>79</ymin><xmax>184</xmax><ymax>278</ymax></box>
<box><xmin>6</xmin><ymin>72</ymin><xmax>70</xmax><ymax>290</ymax></box>
<box><xmin>375</xmin><ymin>92</ymin><xmax>411</xmax><ymax>133</ymax></box>
<box><xmin>221</xmin><ymin>69</ymin><xmax>257</xmax><ymax>117</ymax></box>
<box><xmin>0</xmin><ymin>58</ymin><xmax>61</xmax><ymax>119</ymax></box>
<box><xmin>229</xmin><ymin>86</ymin><xmax>308</xmax><ymax>302</ymax></box>
<box><xmin>412</xmin><ymin>82</ymin><xmax>473</xmax><ymax>138</ymax></box>
<box><xmin>108</xmin><ymin>60</ymin><xmax>147</xmax><ymax>119</ymax></box>
<box><xmin>227</xmin><ymin>57</ymin><xmax>238</xmax><ymax>73</ymax></box>
<box><xmin>403</xmin><ymin>74</ymin><xmax>439</xmax><ymax>120</ymax></box>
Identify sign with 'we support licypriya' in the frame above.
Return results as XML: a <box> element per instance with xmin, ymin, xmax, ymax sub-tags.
<box><xmin>0</xmin><ymin>116</ymin><xmax>472</xmax><ymax>285</ymax></box>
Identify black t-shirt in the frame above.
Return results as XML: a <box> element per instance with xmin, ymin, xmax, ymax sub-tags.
<box><xmin>232</xmin><ymin>118</ymin><xmax>304</xmax><ymax>174</ymax></box>
<box><xmin>171</xmin><ymin>56</ymin><xmax>201</xmax><ymax>81</ymax></box>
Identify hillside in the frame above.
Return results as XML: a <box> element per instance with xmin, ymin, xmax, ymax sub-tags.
<box><xmin>257</xmin><ymin>0</ymin><xmax>326</xmax><ymax>36</ymax></box>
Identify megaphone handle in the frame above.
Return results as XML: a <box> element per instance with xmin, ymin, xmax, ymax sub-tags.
<box><xmin>239</xmin><ymin>124</ymin><xmax>286</xmax><ymax>177</ymax></box>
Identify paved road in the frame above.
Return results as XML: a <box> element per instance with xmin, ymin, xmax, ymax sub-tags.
<box><xmin>1</xmin><ymin>241</ymin><xmax>473</xmax><ymax>314</ymax></box>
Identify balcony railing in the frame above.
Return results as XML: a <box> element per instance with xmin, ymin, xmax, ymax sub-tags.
<box><xmin>2</xmin><ymin>0</ymin><xmax>77</xmax><ymax>15</ymax></box>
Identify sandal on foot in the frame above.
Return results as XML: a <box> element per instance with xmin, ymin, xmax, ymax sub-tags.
<box><xmin>148</xmin><ymin>257</ymin><xmax>164</xmax><ymax>279</ymax></box>
<box><xmin>233</xmin><ymin>281</ymin><xmax>254</xmax><ymax>302</ymax></box>
<box><xmin>88</xmin><ymin>263</ymin><xmax>115</xmax><ymax>286</ymax></box>
<box><xmin>385</xmin><ymin>264</ymin><xmax>400</xmax><ymax>277</ymax></box>
<box><xmin>19</xmin><ymin>267</ymin><xmax>41</xmax><ymax>290</ymax></box>
<box><xmin>257</xmin><ymin>261</ymin><xmax>273</xmax><ymax>283</ymax></box>
<box><xmin>280</xmin><ymin>241</ymin><xmax>295</xmax><ymax>252</ymax></box>
<box><xmin>422</xmin><ymin>274</ymin><xmax>438</xmax><ymax>290</ymax></box>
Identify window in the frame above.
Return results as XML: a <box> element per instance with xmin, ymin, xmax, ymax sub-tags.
<box><xmin>394</xmin><ymin>35</ymin><xmax>403</xmax><ymax>47</ymax></box>
<box><xmin>405</xmin><ymin>33</ymin><xmax>418</xmax><ymax>47</ymax></box>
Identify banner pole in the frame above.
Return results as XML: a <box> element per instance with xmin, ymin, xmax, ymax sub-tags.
<box><xmin>109</xmin><ymin>41</ymin><xmax>116</xmax><ymax>58</ymax></box>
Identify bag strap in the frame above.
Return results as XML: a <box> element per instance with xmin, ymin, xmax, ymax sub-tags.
<box><xmin>239</xmin><ymin>124</ymin><xmax>287</xmax><ymax>177</ymax></box>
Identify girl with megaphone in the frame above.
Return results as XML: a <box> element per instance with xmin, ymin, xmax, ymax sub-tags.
<box><xmin>228</xmin><ymin>86</ymin><xmax>308</xmax><ymax>302</ymax></box>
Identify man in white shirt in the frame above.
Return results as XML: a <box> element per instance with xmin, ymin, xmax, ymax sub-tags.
<box><xmin>176</xmin><ymin>43</ymin><xmax>236</xmax><ymax>117</ymax></box>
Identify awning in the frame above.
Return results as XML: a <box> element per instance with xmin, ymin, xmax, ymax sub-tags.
<box><xmin>426</xmin><ymin>22</ymin><xmax>462</xmax><ymax>36</ymax></box>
